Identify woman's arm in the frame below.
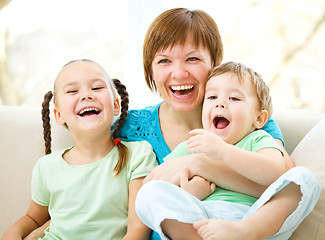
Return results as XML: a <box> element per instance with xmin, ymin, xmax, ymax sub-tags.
<box><xmin>144</xmin><ymin>153</ymin><xmax>267</xmax><ymax>198</ymax></box>
<box><xmin>275</xmin><ymin>139</ymin><xmax>295</xmax><ymax>170</ymax></box>
<box><xmin>1</xmin><ymin>201</ymin><xmax>49</xmax><ymax>240</ymax></box>
<box><xmin>23</xmin><ymin>220</ymin><xmax>49</xmax><ymax>240</ymax></box>
<box><xmin>123</xmin><ymin>177</ymin><xmax>150</xmax><ymax>240</ymax></box>
<box><xmin>186</xmin><ymin>129</ymin><xmax>286</xmax><ymax>186</ymax></box>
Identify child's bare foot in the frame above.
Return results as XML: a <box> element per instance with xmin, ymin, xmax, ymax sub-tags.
<box><xmin>193</xmin><ymin>219</ymin><xmax>258</xmax><ymax>240</ymax></box>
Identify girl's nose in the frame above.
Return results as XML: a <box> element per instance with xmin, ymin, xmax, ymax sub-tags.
<box><xmin>81</xmin><ymin>91</ymin><xmax>93</xmax><ymax>101</ymax></box>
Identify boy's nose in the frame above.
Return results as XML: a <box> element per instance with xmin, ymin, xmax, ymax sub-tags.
<box><xmin>216</xmin><ymin>103</ymin><xmax>225</xmax><ymax>108</ymax></box>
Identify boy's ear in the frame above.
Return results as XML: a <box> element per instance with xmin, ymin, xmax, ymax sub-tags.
<box><xmin>53</xmin><ymin>107</ymin><xmax>66</xmax><ymax>125</ymax></box>
<box><xmin>113</xmin><ymin>98</ymin><xmax>120</xmax><ymax>116</ymax></box>
<box><xmin>253</xmin><ymin>110</ymin><xmax>268</xmax><ymax>129</ymax></box>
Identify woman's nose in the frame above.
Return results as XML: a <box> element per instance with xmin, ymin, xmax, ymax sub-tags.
<box><xmin>171</xmin><ymin>62</ymin><xmax>189</xmax><ymax>79</ymax></box>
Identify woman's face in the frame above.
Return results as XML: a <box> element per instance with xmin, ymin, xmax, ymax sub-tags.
<box><xmin>152</xmin><ymin>40</ymin><xmax>213</xmax><ymax>112</ymax></box>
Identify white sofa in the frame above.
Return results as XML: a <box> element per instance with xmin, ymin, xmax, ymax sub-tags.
<box><xmin>0</xmin><ymin>106</ymin><xmax>324</xmax><ymax>239</ymax></box>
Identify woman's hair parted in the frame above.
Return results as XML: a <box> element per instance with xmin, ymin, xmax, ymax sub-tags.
<box><xmin>143</xmin><ymin>8</ymin><xmax>223</xmax><ymax>92</ymax></box>
<box><xmin>208</xmin><ymin>61</ymin><xmax>273</xmax><ymax>117</ymax></box>
<box><xmin>41</xmin><ymin>59</ymin><xmax>130</xmax><ymax>175</ymax></box>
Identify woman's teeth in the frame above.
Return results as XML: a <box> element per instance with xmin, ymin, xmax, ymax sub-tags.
<box><xmin>170</xmin><ymin>85</ymin><xmax>194</xmax><ymax>96</ymax></box>
<box><xmin>171</xmin><ymin>85</ymin><xmax>193</xmax><ymax>91</ymax></box>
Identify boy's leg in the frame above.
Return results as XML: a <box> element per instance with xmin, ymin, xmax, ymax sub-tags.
<box><xmin>194</xmin><ymin>167</ymin><xmax>320</xmax><ymax>240</ymax></box>
<box><xmin>135</xmin><ymin>180</ymin><xmax>209</xmax><ymax>240</ymax></box>
<box><xmin>194</xmin><ymin>182</ymin><xmax>301</xmax><ymax>240</ymax></box>
<box><xmin>161</xmin><ymin>219</ymin><xmax>201</xmax><ymax>240</ymax></box>
<box><xmin>136</xmin><ymin>180</ymin><xmax>249</xmax><ymax>240</ymax></box>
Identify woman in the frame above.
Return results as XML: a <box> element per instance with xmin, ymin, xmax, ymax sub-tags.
<box><xmin>118</xmin><ymin>8</ymin><xmax>319</xmax><ymax>240</ymax></box>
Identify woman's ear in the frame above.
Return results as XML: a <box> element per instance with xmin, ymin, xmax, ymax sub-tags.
<box><xmin>253</xmin><ymin>110</ymin><xmax>269</xmax><ymax>129</ymax></box>
<box><xmin>113</xmin><ymin>98</ymin><xmax>120</xmax><ymax>116</ymax></box>
<box><xmin>53</xmin><ymin>107</ymin><xmax>66</xmax><ymax>125</ymax></box>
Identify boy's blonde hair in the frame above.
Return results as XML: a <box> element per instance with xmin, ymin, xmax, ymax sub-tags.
<box><xmin>208</xmin><ymin>62</ymin><xmax>273</xmax><ymax>117</ymax></box>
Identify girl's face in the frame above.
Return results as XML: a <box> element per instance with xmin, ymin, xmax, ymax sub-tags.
<box><xmin>53</xmin><ymin>61</ymin><xmax>119</xmax><ymax>135</ymax></box>
<box><xmin>202</xmin><ymin>72</ymin><xmax>267</xmax><ymax>144</ymax></box>
<box><xmin>152</xmin><ymin>39</ymin><xmax>213</xmax><ymax>112</ymax></box>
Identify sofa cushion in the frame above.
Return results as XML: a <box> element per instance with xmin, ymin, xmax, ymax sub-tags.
<box><xmin>289</xmin><ymin>119</ymin><xmax>325</xmax><ymax>240</ymax></box>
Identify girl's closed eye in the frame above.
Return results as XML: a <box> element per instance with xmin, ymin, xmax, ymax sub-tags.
<box><xmin>92</xmin><ymin>86</ymin><xmax>105</xmax><ymax>91</ymax></box>
<box><xmin>66</xmin><ymin>89</ymin><xmax>78</xmax><ymax>94</ymax></box>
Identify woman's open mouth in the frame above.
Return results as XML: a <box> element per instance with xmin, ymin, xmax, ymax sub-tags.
<box><xmin>213</xmin><ymin>116</ymin><xmax>230</xmax><ymax>129</ymax></box>
<box><xmin>170</xmin><ymin>85</ymin><xmax>194</xmax><ymax>97</ymax></box>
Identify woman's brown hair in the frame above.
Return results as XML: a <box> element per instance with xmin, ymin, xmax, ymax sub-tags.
<box><xmin>41</xmin><ymin>59</ymin><xmax>130</xmax><ymax>175</ymax></box>
<box><xmin>143</xmin><ymin>8</ymin><xmax>224</xmax><ymax>92</ymax></box>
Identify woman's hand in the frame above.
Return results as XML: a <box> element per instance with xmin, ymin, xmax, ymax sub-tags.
<box><xmin>180</xmin><ymin>167</ymin><xmax>216</xmax><ymax>200</ymax></box>
<box><xmin>143</xmin><ymin>155</ymin><xmax>194</xmax><ymax>185</ymax></box>
<box><xmin>23</xmin><ymin>220</ymin><xmax>49</xmax><ymax>240</ymax></box>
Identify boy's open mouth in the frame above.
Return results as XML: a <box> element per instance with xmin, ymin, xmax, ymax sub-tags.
<box><xmin>170</xmin><ymin>85</ymin><xmax>194</xmax><ymax>96</ymax></box>
<box><xmin>78</xmin><ymin>107</ymin><xmax>101</xmax><ymax>117</ymax></box>
<box><xmin>213</xmin><ymin>116</ymin><xmax>230</xmax><ymax>129</ymax></box>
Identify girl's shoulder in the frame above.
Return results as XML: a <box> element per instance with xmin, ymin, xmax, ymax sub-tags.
<box><xmin>36</xmin><ymin>147</ymin><xmax>72</xmax><ymax>167</ymax></box>
<box><xmin>122</xmin><ymin>140</ymin><xmax>153</xmax><ymax>152</ymax></box>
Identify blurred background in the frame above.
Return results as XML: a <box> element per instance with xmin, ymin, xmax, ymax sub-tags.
<box><xmin>0</xmin><ymin>0</ymin><xmax>324</xmax><ymax>112</ymax></box>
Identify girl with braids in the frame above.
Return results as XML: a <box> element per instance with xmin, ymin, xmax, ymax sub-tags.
<box><xmin>1</xmin><ymin>59</ymin><xmax>156</xmax><ymax>240</ymax></box>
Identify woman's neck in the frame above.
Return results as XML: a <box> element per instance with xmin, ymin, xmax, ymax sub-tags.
<box><xmin>159</xmin><ymin>102</ymin><xmax>203</xmax><ymax>151</ymax></box>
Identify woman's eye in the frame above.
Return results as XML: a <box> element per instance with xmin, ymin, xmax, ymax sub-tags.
<box><xmin>187</xmin><ymin>57</ymin><xmax>200</xmax><ymax>62</ymax></box>
<box><xmin>157</xmin><ymin>59</ymin><xmax>170</xmax><ymax>64</ymax></box>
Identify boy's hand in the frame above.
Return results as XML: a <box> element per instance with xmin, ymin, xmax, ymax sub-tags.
<box><xmin>180</xmin><ymin>167</ymin><xmax>216</xmax><ymax>200</ymax></box>
<box><xmin>186</xmin><ymin>129</ymin><xmax>226</xmax><ymax>160</ymax></box>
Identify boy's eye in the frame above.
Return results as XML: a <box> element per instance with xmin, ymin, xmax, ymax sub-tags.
<box><xmin>207</xmin><ymin>96</ymin><xmax>217</xmax><ymax>100</ymax></box>
<box><xmin>230</xmin><ymin>97</ymin><xmax>240</xmax><ymax>101</ymax></box>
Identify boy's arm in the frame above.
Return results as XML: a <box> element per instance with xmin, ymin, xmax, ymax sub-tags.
<box><xmin>187</xmin><ymin>129</ymin><xmax>286</xmax><ymax>186</ymax></box>
<box><xmin>1</xmin><ymin>201</ymin><xmax>49</xmax><ymax>240</ymax></box>
<box><xmin>144</xmin><ymin>153</ymin><xmax>267</xmax><ymax>198</ymax></box>
<box><xmin>180</xmin><ymin>167</ymin><xmax>216</xmax><ymax>200</ymax></box>
<box><xmin>123</xmin><ymin>177</ymin><xmax>150</xmax><ymax>240</ymax></box>
<box><xmin>222</xmin><ymin>145</ymin><xmax>285</xmax><ymax>186</ymax></box>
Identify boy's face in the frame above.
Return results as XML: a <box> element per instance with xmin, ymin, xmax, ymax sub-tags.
<box><xmin>202</xmin><ymin>72</ymin><xmax>265</xmax><ymax>144</ymax></box>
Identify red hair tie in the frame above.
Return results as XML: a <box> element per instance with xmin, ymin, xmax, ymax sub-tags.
<box><xmin>113</xmin><ymin>138</ymin><xmax>121</xmax><ymax>146</ymax></box>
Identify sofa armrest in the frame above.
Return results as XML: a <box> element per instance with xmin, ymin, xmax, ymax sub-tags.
<box><xmin>0</xmin><ymin>106</ymin><xmax>73</xmax><ymax>235</ymax></box>
<box><xmin>273</xmin><ymin>109</ymin><xmax>325</xmax><ymax>155</ymax></box>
